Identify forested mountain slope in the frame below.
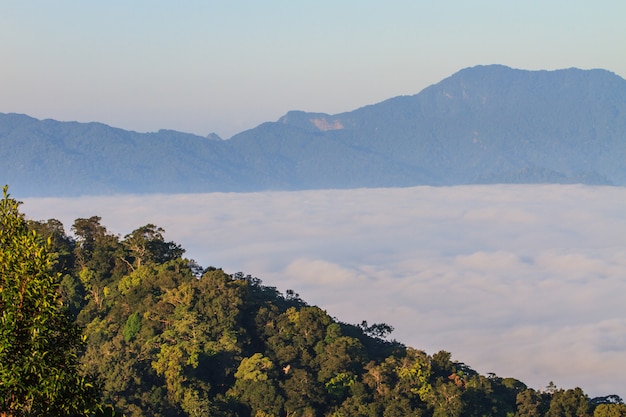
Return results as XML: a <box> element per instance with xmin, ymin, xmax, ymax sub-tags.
<box><xmin>2</xmin><ymin>65</ymin><xmax>626</xmax><ymax>197</ymax></box>
<box><xmin>19</xmin><ymin>210</ymin><xmax>625</xmax><ymax>417</ymax></box>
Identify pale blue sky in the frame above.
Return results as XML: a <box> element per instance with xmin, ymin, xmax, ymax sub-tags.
<box><xmin>2</xmin><ymin>1</ymin><xmax>625</xmax><ymax>137</ymax></box>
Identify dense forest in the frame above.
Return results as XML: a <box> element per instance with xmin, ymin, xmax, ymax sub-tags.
<box><xmin>1</xmin><ymin>187</ymin><xmax>625</xmax><ymax>416</ymax></box>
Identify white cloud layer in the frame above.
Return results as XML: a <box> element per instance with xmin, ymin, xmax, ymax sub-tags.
<box><xmin>22</xmin><ymin>184</ymin><xmax>626</xmax><ymax>398</ymax></box>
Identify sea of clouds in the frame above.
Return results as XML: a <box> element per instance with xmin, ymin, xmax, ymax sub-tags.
<box><xmin>22</xmin><ymin>184</ymin><xmax>626</xmax><ymax>398</ymax></box>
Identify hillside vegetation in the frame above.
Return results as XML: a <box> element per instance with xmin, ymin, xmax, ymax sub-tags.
<box><xmin>2</xmin><ymin>188</ymin><xmax>625</xmax><ymax>416</ymax></box>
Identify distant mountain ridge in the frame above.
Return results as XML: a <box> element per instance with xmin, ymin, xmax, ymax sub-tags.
<box><xmin>2</xmin><ymin>64</ymin><xmax>626</xmax><ymax>197</ymax></box>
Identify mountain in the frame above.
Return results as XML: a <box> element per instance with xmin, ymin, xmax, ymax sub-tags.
<box><xmin>2</xmin><ymin>65</ymin><xmax>626</xmax><ymax>197</ymax></box>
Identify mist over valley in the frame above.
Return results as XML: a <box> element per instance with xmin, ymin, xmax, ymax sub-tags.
<box><xmin>22</xmin><ymin>184</ymin><xmax>626</xmax><ymax>398</ymax></box>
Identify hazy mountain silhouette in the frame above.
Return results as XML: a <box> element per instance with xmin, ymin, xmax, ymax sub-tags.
<box><xmin>2</xmin><ymin>65</ymin><xmax>625</xmax><ymax>197</ymax></box>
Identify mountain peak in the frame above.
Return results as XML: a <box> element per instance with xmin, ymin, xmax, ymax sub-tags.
<box><xmin>278</xmin><ymin>110</ymin><xmax>344</xmax><ymax>132</ymax></box>
<box><xmin>2</xmin><ymin>65</ymin><xmax>626</xmax><ymax>197</ymax></box>
<box><xmin>446</xmin><ymin>64</ymin><xmax>624</xmax><ymax>85</ymax></box>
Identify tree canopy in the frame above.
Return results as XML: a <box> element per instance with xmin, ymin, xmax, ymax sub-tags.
<box><xmin>2</xmin><ymin>184</ymin><xmax>624</xmax><ymax>416</ymax></box>
<box><xmin>0</xmin><ymin>186</ymin><xmax>98</xmax><ymax>415</ymax></box>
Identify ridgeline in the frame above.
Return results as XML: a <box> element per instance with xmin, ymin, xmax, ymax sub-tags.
<box><xmin>2</xmin><ymin>65</ymin><xmax>626</xmax><ymax>197</ymax></box>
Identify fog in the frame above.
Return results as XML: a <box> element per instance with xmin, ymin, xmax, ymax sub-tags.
<box><xmin>22</xmin><ymin>184</ymin><xmax>626</xmax><ymax>398</ymax></box>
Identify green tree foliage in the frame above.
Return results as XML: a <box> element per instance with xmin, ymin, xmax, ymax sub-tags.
<box><xmin>5</xmin><ymin>192</ymin><xmax>622</xmax><ymax>417</ymax></box>
<box><xmin>594</xmin><ymin>403</ymin><xmax>626</xmax><ymax>417</ymax></box>
<box><xmin>27</xmin><ymin>218</ymin><xmax>76</xmax><ymax>275</ymax></box>
<box><xmin>122</xmin><ymin>224</ymin><xmax>184</xmax><ymax>269</ymax></box>
<box><xmin>0</xmin><ymin>186</ymin><xmax>98</xmax><ymax>416</ymax></box>
<box><xmin>515</xmin><ymin>388</ymin><xmax>550</xmax><ymax>417</ymax></box>
<box><xmin>546</xmin><ymin>387</ymin><xmax>593</xmax><ymax>417</ymax></box>
<box><xmin>229</xmin><ymin>353</ymin><xmax>284</xmax><ymax>416</ymax></box>
<box><xmin>123</xmin><ymin>312</ymin><xmax>141</xmax><ymax>342</ymax></box>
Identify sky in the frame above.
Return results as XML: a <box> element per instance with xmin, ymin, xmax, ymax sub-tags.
<box><xmin>21</xmin><ymin>185</ymin><xmax>626</xmax><ymax>399</ymax></box>
<box><xmin>2</xmin><ymin>1</ymin><xmax>626</xmax><ymax>138</ymax></box>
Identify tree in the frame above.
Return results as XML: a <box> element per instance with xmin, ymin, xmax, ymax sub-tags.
<box><xmin>72</xmin><ymin>216</ymin><xmax>108</xmax><ymax>269</ymax></box>
<box><xmin>0</xmin><ymin>186</ymin><xmax>98</xmax><ymax>416</ymax></box>
<box><xmin>122</xmin><ymin>224</ymin><xmax>184</xmax><ymax>269</ymax></box>
<box><xmin>546</xmin><ymin>387</ymin><xmax>592</xmax><ymax>417</ymax></box>
<box><xmin>358</xmin><ymin>320</ymin><xmax>394</xmax><ymax>340</ymax></box>
<box><xmin>515</xmin><ymin>389</ymin><xmax>549</xmax><ymax>417</ymax></box>
<box><xmin>229</xmin><ymin>353</ymin><xmax>284</xmax><ymax>416</ymax></box>
<box><xmin>27</xmin><ymin>218</ymin><xmax>76</xmax><ymax>275</ymax></box>
<box><xmin>281</xmin><ymin>368</ymin><xmax>325</xmax><ymax>415</ymax></box>
<box><xmin>72</xmin><ymin>216</ymin><xmax>125</xmax><ymax>315</ymax></box>
<box><xmin>594</xmin><ymin>403</ymin><xmax>626</xmax><ymax>417</ymax></box>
